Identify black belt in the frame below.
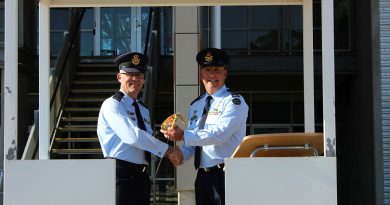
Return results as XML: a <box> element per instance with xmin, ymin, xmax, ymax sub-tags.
<box><xmin>107</xmin><ymin>157</ymin><xmax>147</xmax><ymax>173</ymax></box>
<box><xmin>198</xmin><ymin>163</ymin><xmax>225</xmax><ymax>172</ymax></box>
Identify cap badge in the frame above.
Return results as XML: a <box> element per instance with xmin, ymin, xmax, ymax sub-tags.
<box><xmin>131</xmin><ymin>55</ymin><xmax>141</xmax><ymax>65</ymax></box>
<box><xmin>205</xmin><ymin>52</ymin><xmax>213</xmax><ymax>62</ymax></box>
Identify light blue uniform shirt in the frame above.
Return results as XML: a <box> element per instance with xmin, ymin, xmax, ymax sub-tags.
<box><xmin>181</xmin><ymin>85</ymin><xmax>249</xmax><ymax>168</ymax></box>
<box><xmin>97</xmin><ymin>91</ymin><xmax>168</xmax><ymax>165</ymax></box>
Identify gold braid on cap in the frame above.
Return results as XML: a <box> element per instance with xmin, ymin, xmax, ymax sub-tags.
<box><xmin>131</xmin><ymin>55</ymin><xmax>141</xmax><ymax>65</ymax></box>
<box><xmin>205</xmin><ymin>52</ymin><xmax>213</xmax><ymax>62</ymax></box>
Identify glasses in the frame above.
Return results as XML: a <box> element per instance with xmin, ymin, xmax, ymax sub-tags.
<box><xmin>120</xmin><ymin>72</ymin><xmax>144</xmax><ymax>78</ymax></box>
<box><xmin>201</xmin><ymin>67</ymin><xmax>226</xmax><ymax>75</ymax></box>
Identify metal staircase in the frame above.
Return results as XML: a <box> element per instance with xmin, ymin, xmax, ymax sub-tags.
<box><xmin>51</xmin><ymin>57</ymin><xmax>118</xmax><ymax>158</ymax></box>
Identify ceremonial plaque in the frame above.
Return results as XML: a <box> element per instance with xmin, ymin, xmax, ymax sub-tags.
<box><xmin>161</xmin><ymin>113</ymin><xmax>186</xmax><ymax>130</ymax></box>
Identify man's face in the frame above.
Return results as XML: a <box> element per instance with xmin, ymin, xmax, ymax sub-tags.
<box><xmin>200</xmin><ymin>66</ymin><xmax>227</xmax><ymax>94</ymax></box>
<box><xmin>117</xmin><ymin>71</ymin><xmax>145</xmax><ymax>98</ymax></box>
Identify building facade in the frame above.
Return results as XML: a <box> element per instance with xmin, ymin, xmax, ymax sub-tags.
<box><xmin>0</xmin><ymin>0</ymin><xmax>386</xmax><ymax>204</ymax></box>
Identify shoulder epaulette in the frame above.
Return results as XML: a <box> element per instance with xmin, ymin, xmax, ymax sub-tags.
<box><xmin>190</xmin><ymin>94</ymin><xmax>206</xmax><ymax>105</ymax></box>
<box><xmin>227</xmin><ymin>89</ymin><xmax>242</xmax><ymax>105</ymax></box>
<box><xmin>227</xmin><ymin>89</ymin><xmax>241</xmax><ymax>98</ymax></box>
<box><xmin>137</xmin><ymin>100</ymin><xmax>149</xmax><ymax>109</ymax></box>
<box><xmin>112</xmin><ymin>91</ymin><xmax>124</xmax><ymax>101</ymax></box>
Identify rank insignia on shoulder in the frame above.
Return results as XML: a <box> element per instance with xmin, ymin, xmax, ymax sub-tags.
<box><xmin>232</xmin><ymin>98</ymin><xmax>241</xmax><ymax>105</ymax></box>
<box><xmin>112</xmin><ymin>91</ymin><xmax>124</xmax><ymax>101</ymax></box>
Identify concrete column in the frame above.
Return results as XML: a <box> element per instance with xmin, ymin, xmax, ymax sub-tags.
<box><xmin>303</xmin><ymin>0</ymin><xmax>315</xmax><ymax>133</ymax></box>
<box><xmin>174</xmin><ymin>6</ymin><xmax>199</xmax><ymax>205</ymax></box>
<box><xmin>4</xmin><ymin>0</ymin><xmax>19</xmax><ymax>161</ymax></box>
<box><xmin>39</xmin><ymin>1</ymin><xmax>50</xmax><ymax>159</ymax></box>
<box><xmin>322</xmin><ymin>0</ymin><xmax>336</xmax><ymax>157</ymax></box>
<box><xmin>210</xmin><ymin>6</ymin><xmax>221</xmax><ymax>48</ymax></box>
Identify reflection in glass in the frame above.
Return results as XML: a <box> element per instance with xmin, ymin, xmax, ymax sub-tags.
<box><xmin>250</xmin><ymin>30</ymin><xmax>279</xmax><ymax>50</ymax></box>
<box><xmin>290</xmin><ymin>30</ymin><xmax>303</xmax><ymax>50</ymax></box>
<box><xmin>101</xmin><ymin>8</ymin><xmax>132</xmax><ymax>55</ymax></box>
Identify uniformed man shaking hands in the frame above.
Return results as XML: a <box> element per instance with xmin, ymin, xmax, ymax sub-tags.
<box><xmin>161</xmin><ymin>48</ymin><xmax>249</xmax><ymax>205</ymax></box>
<box><xmin>97</xmin><ymin>52</ymin><xmax>175</xmax><ymax>205</ymax></box>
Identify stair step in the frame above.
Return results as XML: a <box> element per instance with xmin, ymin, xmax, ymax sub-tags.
<box><xmin>78</xmin><ymin>63</ymin><xmax>116</xmax><ymax>68</ymax></box>
<box><xmin>76</xmin><ymin>71</ymin><xmax>117</xmax><ymax>76</ymax></box>
<box><xmin>61</xmin><ymin>117</ymin><xmax>98</xmax><ymax>122</ymax></box>
<box><xmin>64</xmin><ymin>107</ymin><xmax>100</xmax><ymax>112</ymax></box>
<box><xmin>55</xmin><ymin>137</ymin><xmax>99</xmax><ymax>142</ymax></box>
<box><xmin>58</xmin><ymin>127</ymin><xmax>97</xmax><ymax>132</ymax></box>
<box><xmin>52</xmin><ymin>148</ymin><xmax>102</xmax><ymax>154</ymax></box>
<box><xmin>68</xmin><ymin>98</ymin><xmax>105</xmax><ymax>102</ymax></box>
<box><xmin>80</xmin><ymin>57</ymin><xmax>115</xmax><ymax>63</ymax></box>
<box><xmin>71</xmin><ymin>89</ymin><xmax>117</xmax><ymax>93</ymax></box>
<box><xmin>73</xmin><ymin>80</ymin><xmax>118</xmax><ymax>85</ymax></box>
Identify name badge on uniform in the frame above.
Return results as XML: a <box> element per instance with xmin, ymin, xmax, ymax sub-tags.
<box><xmin>127</xmin><ymin>111</ymin><xmax>136</xmax><ymax>121</ymax></box>
<box><xmin>190</xmin><ymin>110</ymin><xmax>198</xmax><ymax>125</ymax></box>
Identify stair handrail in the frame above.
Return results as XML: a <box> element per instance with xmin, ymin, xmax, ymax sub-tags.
<box><xmin>49</xmin><ymin>8</ymin><xmax>85</xmax><ymax>151</ymax></box>
<box><xmin>22</xmin><ymin>110</ymin><xmax>39</xmax><ymax>159</ymax></box>
<box><xmin>50</xmin><ymin>8</ymin><xmax>85</xmax><ymax>108</ymax></box>
<box><xmin>142</xmin><ymin>8</ymin><xmax>160</xmax><ymax>125</ymax></box>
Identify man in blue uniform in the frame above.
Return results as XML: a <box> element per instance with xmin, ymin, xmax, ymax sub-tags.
<box><xmin>97</xmin><ymin>52</ymin><xmax>173</xmax><ymax>205</ymax></box>
<box><xmin>162</xmin><ymin>48</ymin><xmax>249</xmax><ymax>205</ymax></box>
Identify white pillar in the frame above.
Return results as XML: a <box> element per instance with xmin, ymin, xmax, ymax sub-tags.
<box><xmin>174</xmin><ymin>7</ymin><xmax>199</xmax><ymax>205</ymax></box>
<box><xmin>39</xmin><ymin>1</ymin><xmax>50</xmax><ymax>159</ymax></box>
<box><xmin>303</xmin><ymin>0</ymin><xmax>315</xmax><ymax>132</ymax></box>
<box><xmin>211</xmin><ymin>6</ymin><xmax>221</xmax><ymax>48</ymax></box>
<box><xmin>4</xmin><ymin>0</ymin><xmax>18</xmax><ymax>160</ymax></box>
<box><xmin>94</xmin><ymin>8</ymin><xmax>101</xmax><ymax>56</ymax></box>
<box><xmin>321</xmin><ymin>0</ymin><xmax>336</xmax><ymax>157</ymax></box>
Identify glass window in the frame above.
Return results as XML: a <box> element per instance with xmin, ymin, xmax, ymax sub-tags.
<box><xmin>250</xmin><ymin>30</ymin><xmax>279</xmax><ymax>50</ymax></box>
<box><xmin>141</xmin><ymin>7</ymin><xmax>150</xmax><ymax>52</ymax></box>
<box><xmin>334</xmin><ymin>0</ymin><xmax>351</xmax><ymax>50</ymax></box>
<box><xmin>80</xmin><ymin>8</ymin><xmax>94</xmax><ymax>56</ymax></box>
<box><xmin>251</xmin><ymin>93</ymin><xmax>291</xmax><ymax>124</ymax></box>
<box><xmin>222</xmin><ymin>6</ymin><xmax>247</xmax><ymax>29</ymax></box>
<box><xmin>292</xmin><ymin>93</ymin><xmax>304</xmax><ymax>124</ymax></box>
<box><xmin>80</xmin><ymin>32</ymin><xmax>94</xmax><ymax>56</ymax></box>
<box><xmin>250</xmin><ymin>6</ymin><xmax>281</xmax><ymax>28</ymax></box>
<box><xmin>200</xmin><ymin>7</ymin><xmax>210</xmax><ymax>29</ymax></box>
<box><xmin>290</xmin><ymin>6</ymin><xmax>302</xmax><ymax>29</ymax></box>
<box><xmin>50</xmin><ymin>31</ymin><xmax>66</xmax><ymax>56</ymax></box>
<box><xmin>222</xmin><ymin>31</ymin><xmax>247</xmax><ymax>50</ymax></box>
<box><xmin>101</xmin><ymin>7</ymin><xmax>132</xmax><ymax>55</ymax></box>
<box><xmin>50</xmin><ymin>9</ymin><xmax>69</xmax><ymax>30</ymax></box>
<box><xmin>254</xmin><ymin>127</ymin><xmax>290</xmax><ymax>134</ymax></box>
<box><xmin>215</xmin><ymin>2</ymin><xmax>352</xmax><ymax>53</ymax></box>
<box><xmin>0</xmin><ymin>7</ymin><xmax>4</xmax><ymax>46</ymax></box>
<box><xmin>80</xmin><ymin>8</ymin><xmax>94</xmax><ymax>28</ymax></box>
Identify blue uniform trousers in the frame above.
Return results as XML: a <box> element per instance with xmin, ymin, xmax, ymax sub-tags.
<box><xmin>114</xmin><ymin>159</ymin><xmax>150</xmax><ymax>205</ymax></box>
<box><xmin>195</xmin><ymin>167</ymin><xmax>225</xmax><ymax>205</ymax></box>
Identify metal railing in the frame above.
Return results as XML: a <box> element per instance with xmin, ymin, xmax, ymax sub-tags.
<box><xmin>142</xmin><ymin>7</ymin><xmax>160</xmax><ymax>125</ymax></box>
<box><xmin>21</xmin><ymin>9</ymin><xmax>85</xmax><ymax>159</ymax></box>
<box><xmin>49</xmin><ymin>8</ymin><xmax>85</xmax><ymax>151</ymax></box>
<box><xmin>22</xmin><ymin>111</ymin><xmax>39</xmax><ymax>159</ymax></box>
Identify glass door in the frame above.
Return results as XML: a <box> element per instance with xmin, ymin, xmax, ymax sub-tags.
<box><xmin>96</xmin><ymin>7</ymin><xmax>144</xmax><ymax>56</ymax></box>
<box><xmin>80</xmin><ymin>7</ymin><xmax>145</xmax><ymax>56</ymax></box>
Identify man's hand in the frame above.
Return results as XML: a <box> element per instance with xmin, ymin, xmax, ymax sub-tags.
<box><xmin>160</xmin><ymin>126</ymin><xmax>184</xmax><ymax>141</ymax></box>
<box><xmin>166</xmin><ymin>146</ymin><xmax>183</xmax><ymax>167</ymax></box>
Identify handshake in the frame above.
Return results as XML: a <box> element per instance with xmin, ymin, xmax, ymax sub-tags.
<box><xmin>161</xmin><ymin>113</ymin><xmax>186</xmax><ymax>167</ymax></box>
